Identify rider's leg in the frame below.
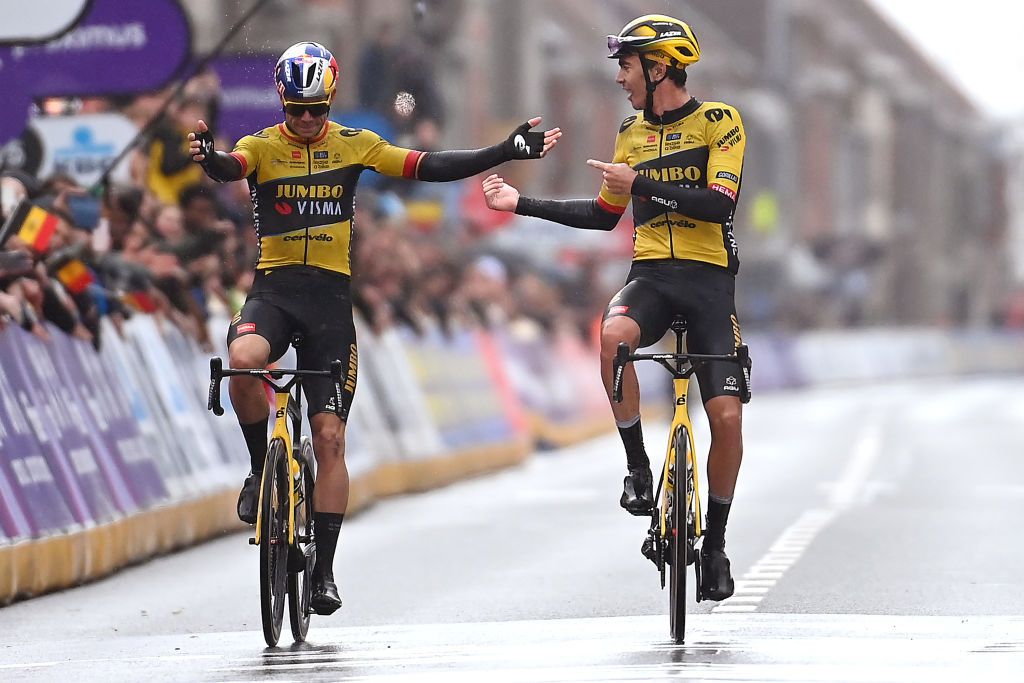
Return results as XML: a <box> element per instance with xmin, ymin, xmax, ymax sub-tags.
<box><xmin>600</xmin><ymin>314</ymin><xmax>657</xmax><ymax>514</ymax></box>
<box><xmin>227</xmin><ymin>332</ymin><xmax>276</xmax><ymax>525</ymax></box>
<box><xmin>298</xmin><ymin>297</ymin><xmax>357</xmax><ymax>614</ymax></box>
<box><xmin>703</xmin><ymin>394</ymin><xmax>743</xmax><ymax>551</ymax></box>
<box><xmin>311</xmin><ymin>413</ymin><xmax>348</xmax><ymax>559</ymax></box>
<box><xmin>600</xmin><ymin>314</ymin><xmax>646</xmax><ymax>463</ymax></box>
<box><xmin>228</xmin><ymin>334</ymin><xmax>272</xmax><ymax>472</ymax></box>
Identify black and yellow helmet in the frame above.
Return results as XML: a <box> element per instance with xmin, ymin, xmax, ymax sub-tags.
<box><xmin>607</xmin><ymin>14</ymin><xmax>701</xmax><ymax>68</ymax></box>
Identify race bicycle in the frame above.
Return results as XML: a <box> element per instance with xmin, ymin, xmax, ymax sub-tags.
<box><xmin>612</xmin><ymin>316</ymin><xmax>750</xmax><ymax>644</ymax></box>
<box><xmin>207</xmin><ymin>339</ymin><xmax>345</xmax><ymax>647</ymax></box>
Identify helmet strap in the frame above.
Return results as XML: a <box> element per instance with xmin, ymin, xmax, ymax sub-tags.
<box><xmin>639</xmin><ymin>55</ymin><xmax>668</xmax><ymax>117</ymax></box>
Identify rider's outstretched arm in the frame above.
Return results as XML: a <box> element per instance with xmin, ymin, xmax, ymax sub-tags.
<box><xmin>414</xmin><ymin>120</ymin><xmax>557</xmax><ymax>182</ymax></box>
<box><xmin>515</xmin><ymin>197</ymin><xmax>622</xmax><ymax>231</ymax></box>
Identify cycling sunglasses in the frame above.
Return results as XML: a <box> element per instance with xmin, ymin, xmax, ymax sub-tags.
<box><xmin>607</xmin><ymin>34</ymin><xmax>654</xmax><ymax>57</ymax></box>
<box><xmin>284</xmin><ymin>102</ymin><xmax>331</xmax><ymax>117</ymax></box>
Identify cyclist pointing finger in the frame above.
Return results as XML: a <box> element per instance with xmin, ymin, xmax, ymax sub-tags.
<box><xmin>482</xmin><ymin>15</ymin><xmax>746</xmax><ymax>602</ymax></box>
<box><xmin>190</xmin><ymin>41</ymin><xmax>560</xmax><ymax>616</ymax></box>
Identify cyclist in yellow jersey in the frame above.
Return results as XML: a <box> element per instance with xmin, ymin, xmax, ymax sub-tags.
<box><xmin>189</xmin><ymin>41</ymin><xmax>560</xmax><ymax>615</ymax></box>
<box><xmin>482</xmin><ymin>15</ymin><xmax>745</xmax><ymax>601</ymax></box>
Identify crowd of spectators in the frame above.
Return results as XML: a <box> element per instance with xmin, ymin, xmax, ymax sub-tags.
<box><xmin>0</xmin><ymin>70</ymin><xmax>611</xmax><ymax>356</ymax></box>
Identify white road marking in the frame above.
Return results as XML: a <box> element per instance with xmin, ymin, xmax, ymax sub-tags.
<box><xmin>1</xmin><ymin>615</ymin><xmax>1021</xmax><ymax>682</ymax></box>
<box><xmin>714</xmin><ymin>417</ymin><xmax>885</xmax><ymax>613</ymax></box>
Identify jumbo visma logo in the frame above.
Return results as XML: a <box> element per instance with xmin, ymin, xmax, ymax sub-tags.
<box><xmin>274</xmin><ymin>182</ymin><xmax>347</xmax><ymax>217</ymax></box>
<box><xmin>638</xmin><ymin>166</ymin><xmax>702</xmax><ymax>183</ymax></box>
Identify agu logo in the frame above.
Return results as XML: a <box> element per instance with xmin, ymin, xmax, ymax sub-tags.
<box><xmin>236</xmin><ymin>322</ymin><xmax>256</xmax><ymax>335</ymax></box>
<box><xmin>608</xmin><ymin>305</ymin><xmax>630</xmax><ymax>316</ymax></box>
<box><xmin>291</xmin><ymin>150</ymin><xmax>301</xmax><ymax>159</ymax></box>
<box><xmin>275</xmin><ymin>202</ymin><xmax>293</xmax><ymax>215</ymax></box>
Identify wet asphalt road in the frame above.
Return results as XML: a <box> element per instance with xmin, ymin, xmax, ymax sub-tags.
<box><xmin>2</xmin><ymin>376</ymin><xmax>1023</xmax><ymax>681</ymax></box>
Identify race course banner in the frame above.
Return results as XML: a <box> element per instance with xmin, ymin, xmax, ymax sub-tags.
<box><xmin>0</xmin><ymin>326</ymin><xmax>80</xmax><ymax>535</ymax></box>
<box><xmin>0</xmin><ymin>0</ymin><xmax>191</xmax><ymax>144</ymax></box>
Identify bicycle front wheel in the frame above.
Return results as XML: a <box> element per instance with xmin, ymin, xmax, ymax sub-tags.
<box><xmin>669</xmin><ymin>424</ymin><xmax>691</xmax><ymax>644</ymax></box>
<box><xmin>260</xmin><ymin>438</ymin><xmax>289</xmax><ymax>647</ymax></box>
<box><xmin>288</xmin><ymin>437</ymin><xmax>315</xmax><ymax>643</ymax></box>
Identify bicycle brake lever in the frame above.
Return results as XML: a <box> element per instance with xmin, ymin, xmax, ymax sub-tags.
<box><xmin>736</xmin><ymin>344</ymin><xmax>752</xmax><ymax>404</ymax></box>
<box><xmin>208</xmin><ymin>357</ymin><xmax>224</xmax><ymax>416</ymax></box>
<box><xmin>330</xmin><ymin>359</ymin><xmax>344</xmax><ymax>414</ymax></box>
<box><xmin>612</xmin><ymin>342</ymin><xmax>630</xmax><ymax>403</ymax></box>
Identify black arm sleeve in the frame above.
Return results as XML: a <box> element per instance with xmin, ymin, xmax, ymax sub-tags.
<box><xmin>416</xmin><ymin>144</ymin><xmax>509</xmax><ymax>182</ymax></box>
<box><xmin>200</xmin><ymin>151</ymin><xmax>244</xmax><ymax>183</ymax></box>
<box><xmin>515</xmin><ymin>197</ymin><xmax>620</xmax><ymax>231</ymax></box>
<box><xmin>630</xmin><ymin>175</ymin><xmax>735</xmax><ymax>223</ymax></box>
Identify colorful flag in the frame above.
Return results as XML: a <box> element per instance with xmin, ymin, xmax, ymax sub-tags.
<box><xmin>14</xmin><ymin>204</ymin><xmax>60</xmax><ymax>253</ymax></box>
<box><xmin>55</xmin><ymin>259</ymin><xmax>95</xmax><ymax>295</ymax></box>
<box><xmin>121</xmin><ymin>289</ymin><xmax>159</xmax><ymax>313</ymax></box>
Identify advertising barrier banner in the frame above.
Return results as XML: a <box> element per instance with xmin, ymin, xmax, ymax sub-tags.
<box><xmin>47</xmin><ymin>330</ymin><xmax>137</xmax><ymax>515</ymax></box>
<box><xmin>125</xmin><ymin>316</ymin><xmax>233</xmax><ymax>490</ymax></box>
<box><xmin>10</xmin><ymin>326</ymin><xmax>123</xmax><ymax>524</ymax></box>
<box><xmin>98</xmin><ymin>318</ymin><xmax>196</xmax><ymax>499</ymax></box>
<box><xmin>399</xmin><ymin>325</ymin><xmax>516</xmax><ymax>450</ymax></box>
<box><xmin>54</xmin><ymin>330</ymin><xmax>167</xmax><ymax>509</ymax></box>
<box><xmin>0</xmin><ymin>326</ymin><xmax>87</xmax><ymax>532</ymax></box>
<box><xmin>359</xmin><ymin>326</ymin><xmax>444</xmax><ymax>460</ymax></box>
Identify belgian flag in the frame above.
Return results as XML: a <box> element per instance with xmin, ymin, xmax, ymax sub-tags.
<box><xmin>0</xmin><ymin>200</ymin><xmax>60</xmax><ymax>254</ymax></box>
<box><xmin>121</xmin><ymin>289</ymin><xmax>159</xmax><ymax>313</ymax></box>
<box><xmin>55</xmin><ymin>259</ymin><xmax>96</xmax><ymax>295</ymax></box>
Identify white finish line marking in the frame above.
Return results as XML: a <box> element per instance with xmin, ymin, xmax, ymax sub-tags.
<box><xmin>713</xmin><ymin>421</ymin><xmax>884</xmax><ymax>613</ymax></box>
<box><xmin>1</xmin><ymin>614</ymin><xmax>1020</xmax><ymax>682</ymax></box>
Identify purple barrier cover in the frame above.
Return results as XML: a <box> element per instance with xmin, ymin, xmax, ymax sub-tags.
<box><xmin>53</xmin><ymin>331</ymin><xmax>167</xmax><ymax>509</ymax></box>
<box><xmin>0</xmin><ymin>327</ymin><xmax>78</xmax><ymax>535</ymax></box>
<box><xmin>0</xmin><ymin>459</ymin><xmax>32</xmax><ymax>540</ymax></box>
<box><xmin>7</xmin><ymin>328</ymin><xmax>121</xmax><ymax>524</ymax></box>
<box><xmin>0</xmin><ymin>0</ymin><xmax>192</xmax><ymax>143</ymax></box>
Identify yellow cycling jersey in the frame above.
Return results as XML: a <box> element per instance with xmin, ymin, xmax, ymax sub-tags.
<box><xmin>230</xmin><ymin>121</ymin><xmax>422</xmax><ymax>276</ymax></box>
<box><xmin>598</xmin><ymin>99</ymin><xmax>745</xmax><ymax>272</ymax></box>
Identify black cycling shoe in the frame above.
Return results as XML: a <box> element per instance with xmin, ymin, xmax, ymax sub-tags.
<box><xmin>699</xmin><ymin>546</ymin><xmax>735</xmax><ymax>601</ymax></box>
<box><xmin>236</xmin><ymin>471</ymin><xmax>260</xmax><ymax>524</ymax></box>
<box><xmin>620</xmin><ymin>467</ymin><xmax>654</xmax><ymax>515</ymax></box>
<box><xmin>310</xmin><ymin>574</ymin><xmax>343</xmax><ymax>616</ymax></box>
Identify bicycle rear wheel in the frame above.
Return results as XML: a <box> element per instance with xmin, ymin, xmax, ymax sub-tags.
<box><xmin>260</xmin><ymin>438</ymin><xmax>289</xmax><ymax>647</ymax></box>
<box><xmin>288</xmin><ymin>437</ymin><xmax>315</xmax><ymax>643</ymax></box>
<box><xmin>669</xmin><ymin>424</ymin><xmax>691</xmax><ymax>644</ymax></box>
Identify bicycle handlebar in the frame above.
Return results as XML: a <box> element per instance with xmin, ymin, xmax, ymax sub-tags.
<box><xmin>611</xmin><ymin>343</ymin><xmax>752</xmax><ymax>404</ymax></box>
<box><xmin>206</xmin><ymin>357</ymin><xmax>346</xmax><ymax>415</ymax></box>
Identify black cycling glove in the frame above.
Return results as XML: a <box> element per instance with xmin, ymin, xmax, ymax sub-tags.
<box><xmin>193</xmin><ymin>128</ymin><xmax>216</xmax><ymax>167</ymax></box>
<box><xmin>503</xmin><ymin>121</ymin><xmax>547</xmax><ymax>160</ymax></box>
<box><xmin>192</xmin><ymin>128</ymin><xmax>242</xmax><ymax>183</ymax></box>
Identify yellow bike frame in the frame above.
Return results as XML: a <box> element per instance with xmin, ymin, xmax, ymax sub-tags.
<box><xmin>659</xmin><ymin>377</ymin><xmax>703</xmax><ymax>544</ymax></box>
<box><xmin>254</xmin><ymin>392</ymin><xmax>299</xmax><ymax>546</ymax></box>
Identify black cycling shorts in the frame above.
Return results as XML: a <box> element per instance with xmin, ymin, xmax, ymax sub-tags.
<box><xmin>604</xmin><ymin>259</ymin><xmax>746</xmax><ymax>404</ymax></box>
<box><xmin>226</xmin><ymin>267</ymin><xmax>357</xmax><ymax>420</ymax></box>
